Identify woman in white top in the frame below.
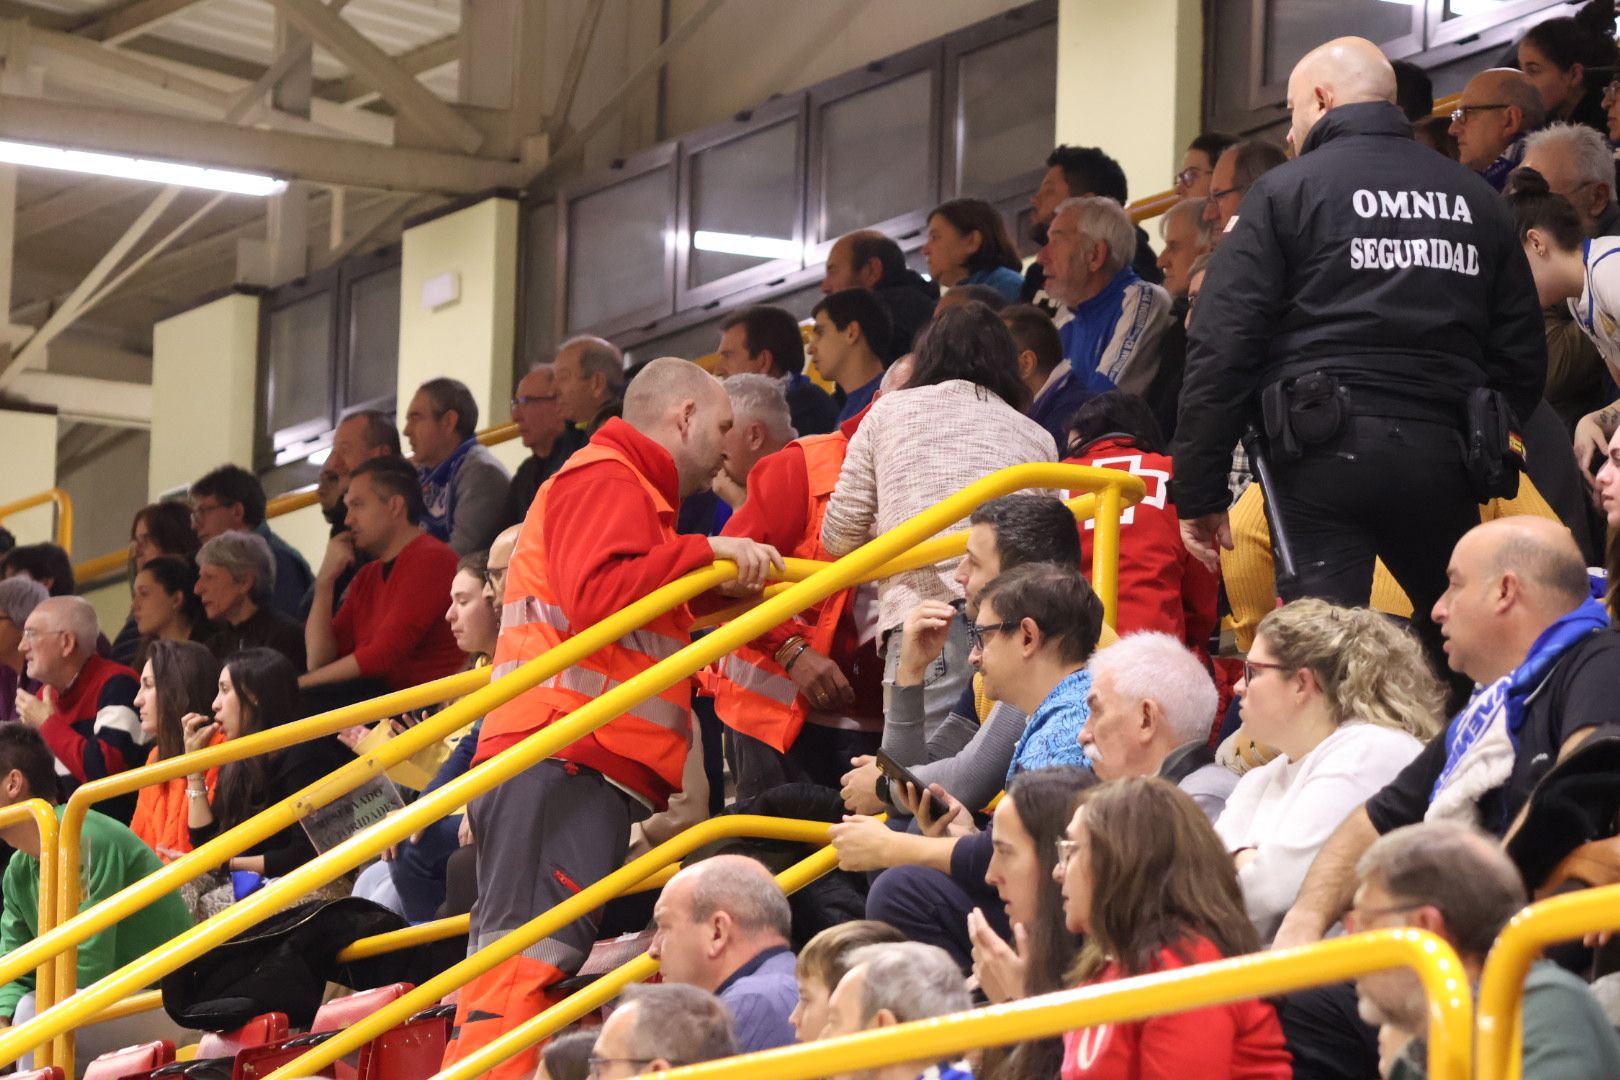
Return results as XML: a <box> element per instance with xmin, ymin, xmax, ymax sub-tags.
<box><xmin>822</xmin><ymin>301</ymin><xmax>1057</xmax><ymax>720</ymax></box>
<box><xmin>1506</xmin><ymin>166</ymin><xmax>1620</xmax><ymax>470</ymax></box>
<box><xmin>1215</xmin><ymin>599</ymin><xmax>1445</xmax><ymax>941</ymax></box>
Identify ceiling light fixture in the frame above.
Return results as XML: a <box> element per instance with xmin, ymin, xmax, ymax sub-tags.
<box><xmin>691</xmin><ymin>229</ymin><xmax>799</xmax><ymax>261</ymax></box>
<box><xmin>0</xmin><ymin>139</ymin><xmax>285</xmax><ymax>196</ymax></box>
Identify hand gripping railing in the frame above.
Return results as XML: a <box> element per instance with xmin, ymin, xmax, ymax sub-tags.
<box><xmin>268</xmin><ymin>816</ymin><xmax>838</xmax><ymax>1079</ymax></box>
<box><xmin>0</xmin><ymin>462</ymin><xmax>1137</xmax><ymax>1067</ymax></box>
<box><xmin>649</xmin><ymin>930</ymin><xmax>1473</xmax><ymax>1080</ymax></box>
<box><xmin>0</xmin><ymin>801</ymin><xmax>59</xmax><ymax>1070</ymax></box>
<box><xmin>0</xmin><ymin>488</ymin><xmax>73</xmax><ymax>554</ymax></box>
<box><xmin>1476</xmin><ymin>881</ymin><xmax>1620</xmax><ymax>1080</ymax></box>
<box><xmin>425</xmin><ymin>843</ymin><xmax>845</xmax><ymax>1080</ymax></box>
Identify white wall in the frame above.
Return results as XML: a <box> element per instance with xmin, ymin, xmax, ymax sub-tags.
<box><xmin>149</xmin><ymin>293</ymin><xmax>260</xmax><ymax>499</ymax></box>
<box><xmin>0</xmin><ymin>410</ymin><xmax>59</xmax><ymax>547</ymax></box>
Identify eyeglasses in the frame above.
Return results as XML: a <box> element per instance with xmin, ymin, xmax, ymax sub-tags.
<box><xmin>1175</xmin><ymin>166</ymin><xmax>1210</xmax><ymax>187</ymax></box>
<box><xmin>482</xmin><ymin>566</ymin><xmax>509</xmax><ymax>591</ymax></box>
<box><xmin>189</xmin><ymin>500</ymin><xmax>224</xmax><ymax>522</ymax></box>
<box><xmin>1209</xmin><ymin>184</ymin><xmax>1245</xmax><ymax>203</ymax></box>
<box><xmin>511</xmin><ymin>394</ymin><xmax>560</xmax><ymax>408</ymax></box>
<box><xmin>964</xmin><ymin>619</ymin><xmax>1021</xmax><ymax>652</ymax></box>
<box><xmin>1449</xmin><ymin>103</ymin><xmax>1510</xmax><ymax>124</ymax></box>
<box><xmin>1056</xmin><ymin>838</ymin><xmax>1082</xmax><ymax>865</ymax></box>
<box><xmin>1242</xmin><ymin>658</ymin><xmax>1289</xmax><ymax>684</ymax></box>
<box><xmin>20</xmin><ymin>628</ymin><xmax>65</xmax><ymax>642</ymax></box>
<box><xmin>1343</xmin><ymin>901</ymin><xmax>1423</xmax><ymax>934</ymax></box>
<box><xmin>589</xmin><ymin>1057</ymin><xmax>679</xmax><ymax>1078</ymax></box>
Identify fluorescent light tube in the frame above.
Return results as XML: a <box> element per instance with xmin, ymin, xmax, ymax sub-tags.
<box><xmin>0</xmin><ymin>139</ymin><xmax>285</xmax><ymax>196</ymax></box>
<box><xmin>692</xmin><ymin>229</ymin><xmax>799</xmax><ymax>261</ymax></box>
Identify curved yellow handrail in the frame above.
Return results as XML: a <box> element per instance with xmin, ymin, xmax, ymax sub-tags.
<box><xmin>652</xmin><ymin>930</ymin><xmax>1471</xmax><ymax>1080</ymax></box>
<box><xmin>0</xmin><ymin>801</ymin><xmax>58</xmax><ymax>1070</ymax></box>
<box><xmin>426</xmin><ymin>842</ymin><xmax>844</xmax><ymax>1080</ymax></box>
<box><xmin>0</xmin><ymin>488</ymin><xmax>73</xmax><ymax>555</ymax></box>
<box><xmin>0</xmin><ymin>462</ymin><xmax>1138</xmax><ymax>1066</ymax></box>
<box><xmin>273</xmin><ymin>816</ymin><xmax>835</xmax><ymax>1078</ymax></box>
<box><xmin>1476</xmin><ymin>882</ymin><xmax>1620</xmax><ymax>1080</ymax></box>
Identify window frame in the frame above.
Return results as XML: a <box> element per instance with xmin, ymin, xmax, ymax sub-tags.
<box><xmin>554</xmin><ymin>141</ymin><xmax>680</xmax><ymax>342</ymax></box>
<box><xmin>1425</xmin><ymin>0</ymin><xmax>1567</xmax><ymax>51</ymax></box>
<box><xmin>1245</xmin><ymin>0</ymin><xmax>1424</xmax><ymax>115</ymax></box>
<box><xmin>940</xmin><ymin>4</ymin><xmax>1060</xmax><ymax>205</ymax></box>
<box><xmin>674</xmin><ymin>91</ymin><xmax>809</xmax><ymax>312</ymax></box>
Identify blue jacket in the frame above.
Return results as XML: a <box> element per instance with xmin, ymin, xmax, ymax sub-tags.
<box><xmin>1030</xmin><ymin>365</ymin><xmax>1094</xmax><ymax>453</ymax></box>
<box><xmin>962</xmin><ymin>265</ymin><xmax>1025</xmax><ymax>302</ymax></box>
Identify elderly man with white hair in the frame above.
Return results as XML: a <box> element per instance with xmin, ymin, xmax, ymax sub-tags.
<box><xmin>1037</xmin><ymin>195</ymin><xmax>1172</xmax><ymax>396</ymax></box>
<box><xmin>1523</xmin><ymin>122</ymin><xmax>1620</xmax><ymax>237</ymax></box>
<box><xmin>1077</xmin><ymin>630</ymin><xmax>1237</xmax><ymax>819</ymax></box>
<box><xmin>715</xmin><ymin>373</ymin><xmax>797</xmax><ymax>507</ymax></box>
<box><xmin>14</xmin><ymin>595</ymin><xmax>146</xmax><ymax>808</ymax></box>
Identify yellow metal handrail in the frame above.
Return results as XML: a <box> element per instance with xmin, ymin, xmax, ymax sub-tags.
<box><xmin>428</xmin><ymin>844</ymin><xmax>844</xmax><ymax>1080</ymax></box>
<box><xmin>1476</xmin><ymin>882</ymin><xmax>1620</xmax><ymax>1080</ymax></box>
<box><xmin>0</xmin><ymin>462</ymin><xmax>1136</xmax><ymax>1066</ymax></box>
<box><xmin>0</xmin><ymin>488</ymin><xmax>73</xmax><ymax>555</ymax></box>
<box><xmin>651</xmin><ymin>930</ymin><xmax>1472</xmax><ymax>1080</ymax></box>
<box><xmin>50</xmin><ymin>668</ymin><xmax>486</xmax><ymax>1007</ymax></box>
<box><xmin>0</xmin><ymin>801</ymin><xmax>58</xmax><ymax>1070</ymax></box>
<box><xmin>273</xmin><ymin>816</ymin><xmax>835</xmax><ymax>1078</ymax></box>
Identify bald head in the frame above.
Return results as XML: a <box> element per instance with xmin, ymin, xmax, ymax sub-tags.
<box><xmin>1287</xmin><ymin>37</ymin><xmax>1397</xmax><ymax>153</ymax></box>
<box><xmin>622</xmin><ymin>357</ymin><xmax>731</xmax><ymax>498</ymax></box>
<box><xmin>1452</xmin><ymin>69</ymin><xmax>1547</xmax><ymax>171</ymax></box>
<box><xmin>822</xmin><ymin>229</ymin><xmax>897</xmax><ymax>294</ymax></box>
<box><xmin>489</xmin><ymin>525</ymin><xmax>520</xmax><ymax>570</ymax></box>
<box><xmin>21</xmin><ymin>595</ymin><xmax>98</xmax><ymax>690</ymax></box>
<box><xmin>1434</xmin><ymin>516</ymin><xmax>1592</xmax><ymax>684</ymax></box>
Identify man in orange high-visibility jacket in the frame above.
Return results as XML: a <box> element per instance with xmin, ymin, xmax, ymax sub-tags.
<box><xmin>442</xmin><ymin>358</ymin><xmax>782</xmax><ymax>1079</ymax></box>
<box><xmin>710</xmin><ymin>407</ymin><xmax>885</xmax><ymax>799</ymax></box>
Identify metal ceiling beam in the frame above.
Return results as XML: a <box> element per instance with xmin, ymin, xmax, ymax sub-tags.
<box><xmin>73</xmin><ymin>0</ymin><xmax>206</xmax><ymax>47</ymax></box>
<box><xmin>266</xmin><ymin>0</ymin><xmax>481</xmax><ymax>153</ymax></box>
<box><xmin>16</xmin><ymin>179</ymin><xmax>146</xmax><ymax>240</ymax></box>
<box><xmin>10</xmin><ymin>370</ymin><xmax>151</xmax><ymax>427</ymax></box>
<box><xmin>546</xmin><ymin>0</ymin><xmax>607</xmax><ymax>142</ymax></box>
<box><xmin>0</xmin><ymin>95</ymin><xmax>524</xmax><ymax>193</ymax></box>
<box><xmin>321</xmin><ymin>32</ymin><xmax>458</xmax><ymax>106</ymax></box>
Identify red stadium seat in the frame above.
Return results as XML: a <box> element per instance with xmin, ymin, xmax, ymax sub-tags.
<box><xmin>233</xmin><ymin>984</ymin><xmax>414</xmax><ymax>1080</ymax></box>
<box><xmin>193</xmin><ymin>1012</ymin><xmax>289</xmax><ymax>1060</ymax></box>
<box><xmin>11</xmin><ymin>1067</ymin><xmax>65</xmax><ymax>1080</ymax></box>
<box><xmin>82</xmin><ymin>1040</ymin><xmax>175</xmax><ymax>1080</ymax></box>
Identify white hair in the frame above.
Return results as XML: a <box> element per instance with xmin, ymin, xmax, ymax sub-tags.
<box><xmin>36</xmin><ymin>595</ymin><xmax>99</xmax><ymax>658</ymax></box>
<box><xmin>1161</xmin><ymin>196</ymin><xmax>1217</xmax><ymax>249</ymax></box>
<box><xmin>1086</xmin><ymin>631</ymin><xmax>1218</xmax><ymax>745</ymax></box>
<box><xmin>721</xmin><ymin>373</ymin><xmax>797</xmax><ymax>444</ymax></box>
<box><xmin>1055</xmin><ymin>195</ymin><xmax>1135</xmax><ymax>278</ymax></box>
<box><xmin>1525</xmin><ymin>121</ymin><xmax>1617</xmax><ymax>197</ymax></box>
<box><xmin>197</xmin><ymin>530</ymin><xmax>276</xmax><ymax>606</ymax></box>
<box><xmin>846</xmin><ymin>942</ymin><xmax>970</xmax><ymax>1025</ymax></box>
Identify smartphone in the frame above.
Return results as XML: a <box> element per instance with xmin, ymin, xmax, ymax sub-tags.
<box><xmin>874</xmin><ymin>750</ymin><xmax>952</xmax><ymax>820</ymax></box>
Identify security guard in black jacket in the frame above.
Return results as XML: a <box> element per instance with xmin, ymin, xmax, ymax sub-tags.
<box><xmin>1172</xmin><ymin>36</ymin><xmax>1545</xmax><ymax>661</ymax></box>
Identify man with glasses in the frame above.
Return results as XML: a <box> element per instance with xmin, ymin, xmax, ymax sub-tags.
<box><xmin>1348</xmin><ymin>821</ymin><xmax>1620</xmax><ymax>1079</ymax></box>
<box><xmin>1200</xmin><ymin>138</ymin><xmax>1287</xmax><ymax>238</ymax></box>
<box><xmin>588</xmin><ymin>983</ymin><xmax>738</xmax><ymax>1078</ymax></box>
<box><xmin>505</xmin><ymin>363</ymin><xmax>585</xmax><ymax>527</ymax></box>
<box><xmin>304</xmin><ymin>409</ymin><xmax>400</xmax><ymax>616</ymax></box>
<box><xmin>1448</xmin><ymin>68</ymin><xmax>1547</xmax><ymax>189</ymax></box>
<box><xmin>15</xmin><ymin>596</ymin><xmax>144</xmax><ymax>816</ymax></box>
<box><xmin>190</xmin><ymin>464</ymin><xmax>312</xmax><ymax>621</ymax></box>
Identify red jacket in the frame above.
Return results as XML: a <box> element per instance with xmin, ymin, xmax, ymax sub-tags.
<box><xmin>1061</xmin><ymin>937</ymin><xmax>1291</xmax><ymax>1080</ymax></box>
<box><xmin>473</xmin><ymin>419</ymin><xmax>714</xmax><ymax>806</ymax></box>
<box><xmin>39</xmin><ymin>653</ymin><xmax>143</xmax><ymax>786</ymax></box>
<box><xmin>332</xmin><ymin>531</ymin><xmax>465</xmax><ymax>691</ymax></box>
<box><xmin>1064</xmin><ymin>439</ymin><xmax>1217</xmax><ymax>648</ymax></box>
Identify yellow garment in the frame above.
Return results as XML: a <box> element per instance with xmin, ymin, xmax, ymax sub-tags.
<box><xmin>1222</xmin><ymin>475</ymin><xmax>1562</xmax><ymax>651</ymax></box>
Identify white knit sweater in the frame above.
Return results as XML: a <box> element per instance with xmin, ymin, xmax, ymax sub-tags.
<box><xmin>820</xmin><ymin>380</ymin><xmax>1058</xmax><ymax>638</ymax></box>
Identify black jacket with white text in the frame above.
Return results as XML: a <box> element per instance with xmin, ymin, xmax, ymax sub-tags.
<box><xmin>1171</xmin><ymin>101</ymin><xmax>1546</xmax><ymax>518</ymax></box>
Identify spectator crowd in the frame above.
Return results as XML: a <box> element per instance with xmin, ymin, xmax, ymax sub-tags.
<box><xmin>9</xmin><ymin>10</ymin><xmax>1620</xmax><ymax>1080</ymax></box>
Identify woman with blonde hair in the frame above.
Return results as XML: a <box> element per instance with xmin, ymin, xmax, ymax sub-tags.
<box><xmin>1216</xmin><ymin>598</ymin><xmax>1444</xmax><ymax>940</ymax></box>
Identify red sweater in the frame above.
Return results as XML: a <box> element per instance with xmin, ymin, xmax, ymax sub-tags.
<box><xmin>1065</xmin><ymin>440</ymin><xmax>1217</xmax><ymax>648</ymax></box>
<box><xmin>38</xmin><ymin>654</ymin><xmax>143</xmax><ymax>786</ymax></box>
<box><xmin>1061</xmin><ymin>937</ymin><xmax>1291</xmax><ymax>1080</ymax></box>
<box><xmin>332</xmin><ymin>532</ymin><xmax>465</xmax><ymax>691</ymax></box>
<box><xmin>472</xmin><ymin>419</ymin><xmax>714</xmax><ymax>772</ymax></box>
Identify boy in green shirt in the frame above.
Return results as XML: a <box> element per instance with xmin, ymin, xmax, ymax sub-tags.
<box><xmin>0</xmin><ymin>724</ymin><xmax>192</xmax><ymax>1069</ymax></box>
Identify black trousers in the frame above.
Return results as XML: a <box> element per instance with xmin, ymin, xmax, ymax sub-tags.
<box><xmin>1267</xmin><ymin>416</ymin><xmax>1480</xmax><ymax>675</ymax></box>
<box><xmin>865</xmin><ymin>864</ymin><xmax>1010</xmax><ymax>974</ymax></box>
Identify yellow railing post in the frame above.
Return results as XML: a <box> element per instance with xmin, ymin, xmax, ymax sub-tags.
<box><xmin>269</xmin><ymin>817</ymin><xmax>836</xmax><ymax>1079</ymax></box>
<box><xmin>0</xmin><ymin>801</ymin><xmax>58</xmax><ymax>1070</ymax></box>
<box><xmin>649</xmin><ymin>930</ymin><xmax>1471</xmax><ymax>1080</ymax></box>
<box><xmin>0</xmin><ymin>464</ymin><xmax>1135</xmax><ymax>1067</ymax></box>
<box><xmin>0</xmin><ymin>489</ymin><xmax>73</xmax><ymax>554</ymax></box>
<box><xmin>1476</xmin><ymin>882</ymin><xmax>1620</xmax><ymax>1080</ymax></box>
<box><xmin>424</xmin><ymin>845</ymin><xmax>844</xmax><ymax>1080</ymax></box>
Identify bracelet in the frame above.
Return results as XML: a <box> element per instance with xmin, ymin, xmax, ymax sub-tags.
<box><xmin>782</xmin><ymin>641</ymin><xmax>813</xmax><ymax>672</ymax></box>
<box><xmin>774</xmin><ymin>635</ymin><xmax>807</xmax><ymax>666</ymax></box>
<box><xmin>186</xmin><ymin>788</ymin><xmax>209</xmax><ymax>800</ymax></box>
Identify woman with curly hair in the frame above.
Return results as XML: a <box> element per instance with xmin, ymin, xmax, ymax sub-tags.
<box><xmin>1216</xmin><ymin>599</ymin><xmax>1444</xmax><ymax>940</ymax></box>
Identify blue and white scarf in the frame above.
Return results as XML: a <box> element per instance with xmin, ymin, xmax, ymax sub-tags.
<box><xmin>1006</xmin><ymin>668</ymin><xmax>1093</xmax><ymax>782</ymax></box>
<box><xmin>1426</xmin><ymin>598</ymin><xmax>1610</xmax><ymax>824</ymax></box>
<box><xmin>417</xmin><ymin>437</ymin><xmax>477</xmax><ymax>543</ymax></box>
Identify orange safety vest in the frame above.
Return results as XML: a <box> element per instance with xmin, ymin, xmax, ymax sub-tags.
<box><xmin>482</xmin><ymin>442</ymin><xmax>693</xmax><ymax>803</ymax></box>
<box><xmin>711</xmin><ymin>432</ymin><xmax>852</xmax><ymax>753</ymax></box>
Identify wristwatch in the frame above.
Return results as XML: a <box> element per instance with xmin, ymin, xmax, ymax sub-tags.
<box><xmin>874</xmin><ymin>773</ymin><xmax>892</xmax><ymax>810</ymax></box>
